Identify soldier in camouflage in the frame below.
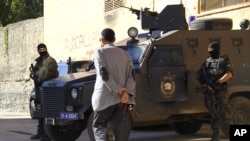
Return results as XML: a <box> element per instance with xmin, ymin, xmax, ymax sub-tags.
<box><xmin>197</xmin><ymin>41</ymin><xmax>233</xmax><ymax>141</ymax></box>
<box><xmin>30</xmin><ymin>43</ymin><xmax>58</xmax><ymax>141</ymax></box>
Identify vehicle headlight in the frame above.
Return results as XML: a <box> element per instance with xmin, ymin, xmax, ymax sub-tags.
<box><xmin>128</xmin><ymin>27</ymin><xmax>138</xmax><ymax>38</ymax></box>
<box><xmin>71</xmin><ymin>88</ymin><xmax>78</xmax><ymax>99</ymax></box>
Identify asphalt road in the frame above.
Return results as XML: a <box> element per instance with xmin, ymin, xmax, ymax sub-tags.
<box><xmin>0</xmin><ymin>112</ymin><xmax>229</xmax><ymax>141</ymax></box>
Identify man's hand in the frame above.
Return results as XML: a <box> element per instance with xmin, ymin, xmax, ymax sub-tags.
<box><xmin>202</xmin><ymin>84</ymin><xmax>214</xmax><ymax>94</ymax></box>
<box><xmin>119</xmin><ymin>87</ymin><xmax>129</xmax><ymax>103</ymax></box>
<box><xmin>119</xmin><ymin>88</ymin><xmax>127</xmax><ymax>96</ymax></box>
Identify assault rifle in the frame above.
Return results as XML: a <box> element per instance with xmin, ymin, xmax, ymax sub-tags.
<box><xmin>120</xmin><ymin>6</ymin><xmax>158</xmax><ymax>20</ymax></box>
<box><xmin>120</xmin><ymin>6</ymin><xmax>141</xmax><ymax>19</ymax></box>
<box><xmin>201</xmin><ymin>63</ymin><xmax>218</xmax><ymax>116</ymax></box>
<box><xmin>29</xmin><ymin>63</ymin><xmax>38</xmax><ymax>87</ymax></box>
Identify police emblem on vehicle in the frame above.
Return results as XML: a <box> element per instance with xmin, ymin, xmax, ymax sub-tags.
<box><xmin>160</xmin><ymin>75</ymin><xmax>176</xmax><ymax>97</ymax></box>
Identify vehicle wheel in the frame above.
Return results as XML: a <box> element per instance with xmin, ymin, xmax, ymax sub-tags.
<box><xmin>29</xmin><ymin>90</ymin><xmax>36</xmax><ymax>119</ymax></box>
<box><xmin>221</xmin><ymin>97</ymin><xmax>250</xmax><ymax>138</ymax></box>
<box><xmin>44</xmin><ymin>120</ymin><xmax>86</xmax><ymax>141</ymax></box>
<box><xmin>189</xmin><ymin>18</ymin><xmax>232</xmax><ymax>30</ymax></box>
<box><xmin>170</xmin><ymin>120</ymin><xmax>203</xmax><ymax>134</ymax></box>
<box><xmin>87</xmin><ymin>112</ymin><xmax>115</xmax><ymax>141</ymax></box>
<box><xmin>29</xmin><ymin>99</ymin><xmax>35</xmax><ymax>118</ymax></box>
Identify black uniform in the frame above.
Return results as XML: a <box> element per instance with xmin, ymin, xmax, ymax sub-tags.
<box><xmin>197</xmin><ymin>41</ymin><xmax>233</xmax><ymax>141</ymax></box>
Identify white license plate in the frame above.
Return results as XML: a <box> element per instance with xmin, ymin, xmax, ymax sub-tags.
<box><xmin>60</xmin><ymin>112</ymin><xmax>78</xmax><ymax>120</ymax></box>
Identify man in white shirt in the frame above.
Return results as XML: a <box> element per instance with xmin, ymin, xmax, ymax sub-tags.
<box><xmin>92</xmin><ymin>28</ymin><xmax>136</xmax><ymax>141</ymax></box>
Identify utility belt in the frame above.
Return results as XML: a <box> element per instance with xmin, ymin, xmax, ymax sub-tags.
<box><xmin>212</xmin><ymin>83</ymin><xmax>227</xmax><ymax>92</ymax></box>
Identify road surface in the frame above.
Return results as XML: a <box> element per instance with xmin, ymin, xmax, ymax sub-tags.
<box><xmin>0</xmin><ymin>112</ymin><xmax>229</xmax><ymax>141</ymax></box>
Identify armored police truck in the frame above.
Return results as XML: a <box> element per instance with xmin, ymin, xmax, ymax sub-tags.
<box><xmin>30</xmin><ymin>3</ymin><xmax>250</xmax><ymax>141</ymax></box>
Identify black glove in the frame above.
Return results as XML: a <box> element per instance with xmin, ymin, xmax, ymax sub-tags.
<box><xmin>211</xmin><ymin>80</ymin><xmax>221</xmax><ymax>90</ymax></box>
<box><xmin>202</xmin><ymin>86</ymin><xmax>214</xmax><ymax>94</ymax></box>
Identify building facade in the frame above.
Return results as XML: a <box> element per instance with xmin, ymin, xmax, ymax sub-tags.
<box><xmin>44</xmin><ymin>0</ymin><xmax>250</xmax><ymax>62</ymax></box>
<box><xmin>44</xmin><ymin>0</ymin><xmax>183</xmax><ymax>61</ymax></box>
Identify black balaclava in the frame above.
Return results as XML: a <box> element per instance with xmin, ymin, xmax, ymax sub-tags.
<box><xmin>37</xmin><ymin>43</ymin><xmax>48</xmax><ymax>57</ymax></box>
<box><xmin>208</xmin><ymin>41</ymin><xmax>220</xmax><ymax>59</ymax></box>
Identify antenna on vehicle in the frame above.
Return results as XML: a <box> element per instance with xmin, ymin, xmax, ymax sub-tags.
<box><xmin>153</xmin><ymin>0</ymin><xmax>155</xmax><ymax>11</ymax></box>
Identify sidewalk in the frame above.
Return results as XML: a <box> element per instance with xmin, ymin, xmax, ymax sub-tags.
<box><xmin>0</xmin><ymin>112</ymin><xmax>30</xmax><ymax>119</ymax></box>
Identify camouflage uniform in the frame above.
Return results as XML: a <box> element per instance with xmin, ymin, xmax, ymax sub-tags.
<box><xmin>34</xmin><ymin>54</ymin><xmax>58</xmax><ymax>83</ymax></box>
<box><xmin>31</xmin><ymin>44</ymin><xmax>58</xmax><ymax>141</ymax></box>
<box><xmin>34</xmin><ymin>53</ymin><xmax>58</xmax><ymax>100</ymax></box>
<box><xmin>198</xmin><ymin>54</ymin><xmax>233</xmax><ymax>141</ymax></box>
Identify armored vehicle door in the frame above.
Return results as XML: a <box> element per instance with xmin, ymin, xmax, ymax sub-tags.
<box><xmin>147</xmin><ymin>45</ymin><xmax>187</xmax><ymax>102</ymax></box>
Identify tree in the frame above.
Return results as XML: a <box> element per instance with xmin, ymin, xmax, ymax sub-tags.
<box><xmin>0</xmin><ymin>0</ymin><xmax>43</xmax><ymax>27</ymax></box>
<box><xmin>0</xmin><ymin>0</ymin><xmax>12</xmax><ymax>26</ymax></box>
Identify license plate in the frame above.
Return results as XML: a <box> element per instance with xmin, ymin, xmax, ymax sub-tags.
<box><xmin>60</xmin><ymin>112</ymin><xmax>78</xmax><ymax>120</ymax></box>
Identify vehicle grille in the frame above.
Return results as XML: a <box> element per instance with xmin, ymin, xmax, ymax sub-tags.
<box><xmin>41</xmin><ymin>87</ymin><xmax>65</xmax><ymax>112</ymax></box>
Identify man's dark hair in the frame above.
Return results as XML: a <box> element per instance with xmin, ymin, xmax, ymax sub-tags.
<box><xmin>101</xmin><ymin>28</ymin><xmax>115</xmax><ymax>42</ymax></box>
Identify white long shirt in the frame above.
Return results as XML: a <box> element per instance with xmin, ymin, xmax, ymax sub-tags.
<box><xmin>92</xmin><ymin>44</ymin><xmax>136</xmax><ymax>111</ymax></box>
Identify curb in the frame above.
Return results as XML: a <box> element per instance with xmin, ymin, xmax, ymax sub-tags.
<box><xmin>0</xmin><ymin>112</ymin><xmax>30</xmax><ymax>119</ymax></box>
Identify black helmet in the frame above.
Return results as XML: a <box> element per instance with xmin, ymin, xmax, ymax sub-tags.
<box><xmin>240</xmin><ymin>19</ymin><xmax>250</xmax><ymax>29</ymax></box>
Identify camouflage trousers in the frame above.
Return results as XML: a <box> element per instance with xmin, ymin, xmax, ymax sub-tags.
<box><xmin>204</xmin><ymin>90</ymin><xmax>230</xmax><ymax>137</ymax></box>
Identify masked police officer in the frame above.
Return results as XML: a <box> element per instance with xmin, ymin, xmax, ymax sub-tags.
<box><xmin>30</xmin><ymin>43</ymin><xmax>58</xmax><ymax>141</ymax></box>
<box><xmin>197</xmin><ymin>41</ymin><xmax>233</xmax><ymax>141</ymax></box>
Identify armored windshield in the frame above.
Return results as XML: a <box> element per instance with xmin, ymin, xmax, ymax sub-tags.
<box><xmin>119</xmin><ymin>44</ymin><xmax>148</xmax><ymax>64</ymax></box>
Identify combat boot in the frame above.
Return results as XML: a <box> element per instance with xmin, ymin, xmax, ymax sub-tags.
<box><xmin>30</xmin><ymin>126</ymin><xmax>43</xmax><ymax>140</ymax></box>
<box><xmin>31</xmin><ymin>134</ymin><xmax>42</xmax><ymax>140</ymax></box>
<box><xmin>40</xmin><ymin>134</ymin><xmax>51</xmax><ymax>141</ymax></box>
<box><xmin>211</xmin><ymin>133</ymin><xmax>220</xmax><ymax>141</ymax></box>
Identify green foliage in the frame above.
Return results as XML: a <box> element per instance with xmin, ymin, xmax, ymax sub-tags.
<box><xmin>0</xmin><ymin>0</ymin><xmax>43</xmax><ymax>27</ymax></box>
<box><xmin>3</xmin><ymin>27</ymin><xmax>8</xmax><ymax>57</ymax></box>
<box><xmin>0</xmin><ymin>0</ymin><xmax>12</xmax><ymax>26</ymax></box>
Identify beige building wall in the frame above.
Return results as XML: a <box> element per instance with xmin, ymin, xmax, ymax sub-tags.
<box><xmin>44</xmin><ymin>0</ymin><xmax>184</xmax><ymax>62</ymax></box>
<box><xmin>184</xmin><ymin>0</ymin><xmax>250</xmax><ymax>29</ymax></box>
<box><xmin>0</xmin><ymin>18</ymin><xmax>44</xmax><ymax>112</ymax></box>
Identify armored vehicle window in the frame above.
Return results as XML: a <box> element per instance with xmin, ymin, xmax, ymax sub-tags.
<box><xmin>57</xmin><ymin>61</ymin><xmax>68</xmax><ymax>76</ymax></box>
<box><xmin>149</xmin><ymin>45</ymin><xmax>184</xmax><ymax>66</ymax></box>
<box><xmin>119</xmin><ymin>45</ymin><xmax>148</xmax><ymax>64</ymax></box>
<box><xmin>69</xmin><ymin>60</ymin><xmax>92</xmax><ymax>73</ymax></box>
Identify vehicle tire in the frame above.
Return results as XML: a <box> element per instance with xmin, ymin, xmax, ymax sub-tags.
<box><xmin>221</xmin><ymin>97</ymin><xmax>250</xmax><ymax>138</ymax></box>
<box><xmin>29</xmin><ymin>89</ymin><xmax>36</xmax><ymax>119</ymax></box>
<box><xmin>170</xmin><ymin>120</ymin><xmax>203</xmax><ymax>134</ymax></box>
<box><xmin>29</xmin><ymin>99</ymin><xmax>35</xmax><ymax>118</ymax></box>
<box><xmin>189</xmin><ymin>18</ymin><xmax>232</xmax><ymax>30</ymax></box>
<box><xmin>44</xmin><ymin>120</ymin><xmax>86</xmax><ymax>141</ymax></box>
<box><xmin>87</xmin><ymin>112</ymin><xmax>115</xmax><ymax>141</ymax></box>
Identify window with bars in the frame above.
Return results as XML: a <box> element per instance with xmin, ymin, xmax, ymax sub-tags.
<box><xmin>105</xmin><ymin>0</ymin><xmax>123</xmax><ymax>12</ymax></box>
<box><xmin>200</xmin><ymin>0</ymin><xmax>249</xmax><ymax>12</ymax></box>
<box><xmin>149</xmin><ymin>45</ymin><xmax>185</xmax><ymax>66</ymax></box>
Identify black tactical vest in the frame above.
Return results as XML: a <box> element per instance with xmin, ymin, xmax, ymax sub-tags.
<box><xmin>205</xmin><ymin>57</ymin><xmax>225</xmax><ymax>83</ymax></box>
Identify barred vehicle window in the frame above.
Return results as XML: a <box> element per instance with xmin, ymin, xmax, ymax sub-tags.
<box><xmin>105</xmin><ymin>0</ymin><xmax>123</xmax><ymax>12</ymax></box>
<box><xmin>200</xmin><ymin>0</ymin><xmax>248</xmax><ymax>12</ymax></box>
<box><xmin>149</xmin><ymin>45</ymin><xmax>185</xmax><ymax>66</ymax></box>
